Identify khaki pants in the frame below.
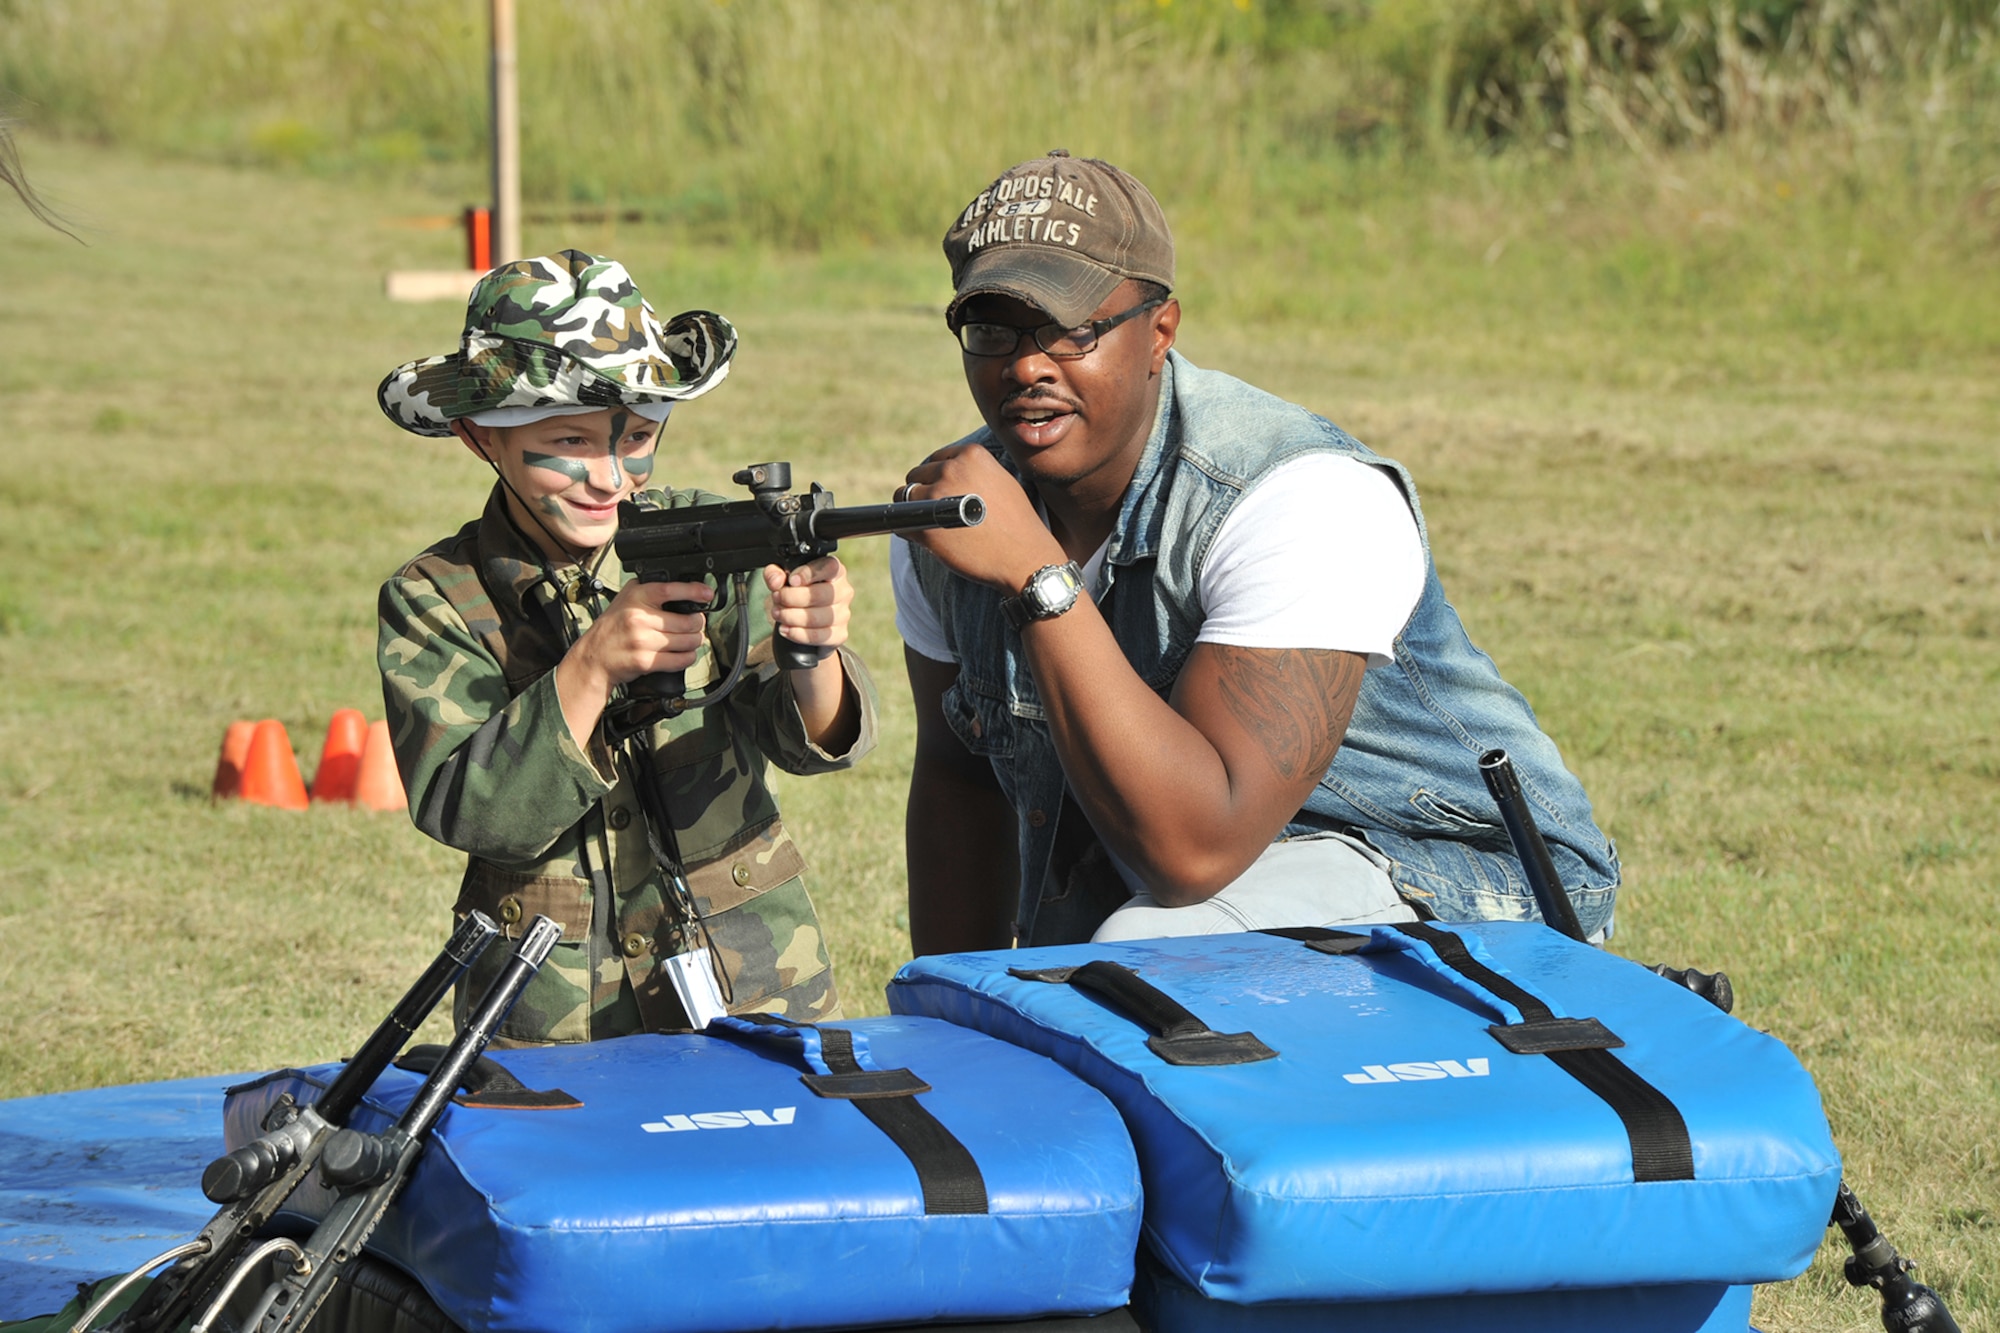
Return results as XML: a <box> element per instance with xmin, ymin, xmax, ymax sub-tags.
<box><xmin>1091</xmin><ymin>831</ymin><xmax>1419</xmax><ymax>943</ymax></box>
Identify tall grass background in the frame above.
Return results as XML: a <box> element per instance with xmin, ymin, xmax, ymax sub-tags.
<box><xmin>5</xmin><ymin>0</ymin><xmax>1997</xmax><ymax>373</ymax></box>
<box><xmin>1</xmin><ymin>3</ymin><xmax>1997</xmax><ymax>1327</ymax></box>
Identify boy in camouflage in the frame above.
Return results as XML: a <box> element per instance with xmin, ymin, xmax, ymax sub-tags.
<box><xmin>376</xmin><ymin>250</ymin><xmax>878</xmax><ymax>1045</ymax></box>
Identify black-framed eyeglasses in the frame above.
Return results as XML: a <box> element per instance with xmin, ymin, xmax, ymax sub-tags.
<box><xmin>953</xmin><ymin>296</ymin><xmax>1167</xmax><ymax>360</ymax></box>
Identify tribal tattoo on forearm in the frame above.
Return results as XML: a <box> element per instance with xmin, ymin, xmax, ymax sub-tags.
<box><xmin>1210</xmin><ymin>646</ymin><xmax>1366</xmax><ymax>783</ymax></box>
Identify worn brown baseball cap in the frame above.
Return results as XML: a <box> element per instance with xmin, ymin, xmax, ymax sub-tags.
<box><xmin>943</xmin><ymin>149</ymin><xmax>1174</xmax><ymax>329</ymax></box>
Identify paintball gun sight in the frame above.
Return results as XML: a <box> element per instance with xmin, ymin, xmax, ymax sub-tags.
<box><xmin>608</xmin><ymin>461</ymin><xmax>982</xmax><ymax>738</ymax></box>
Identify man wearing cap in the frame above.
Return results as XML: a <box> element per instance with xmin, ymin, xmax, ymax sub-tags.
<box><xmin>894</xmin><ymin>152</ymin><xmax>1619</xmax><ymax>952</ymax></box>
<box><xmin>378</xmin><ymin>251</ymin><xmax>876</xmax><ymax>1043</ymax></box>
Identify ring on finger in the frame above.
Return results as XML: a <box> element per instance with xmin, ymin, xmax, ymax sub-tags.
<box><xmin>894</xmin><ymin>483</ymin><xmax>914</xmax><ymax>503</ymax></box>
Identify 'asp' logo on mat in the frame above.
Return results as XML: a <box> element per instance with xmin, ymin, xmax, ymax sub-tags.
<box><xmin>1343</xmin><ymin>1059</ymin><xmax>1490</xmax><ymax>1085</ymax></box>
<box><xmin>641</xmin><ymin>1108</ymin><xmax>798</xmax><ymax>1132</ymax></box>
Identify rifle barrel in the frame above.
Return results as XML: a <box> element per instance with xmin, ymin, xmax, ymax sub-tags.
<box><xmin>318</xmin><ymin>912</ymin><xmax>499</xmax><ymax>1125</ymax></box>
<box><xmin>1477</xmin><ymin>749</ymin><xmax>1588</xmax><ymax>942</ymax></box>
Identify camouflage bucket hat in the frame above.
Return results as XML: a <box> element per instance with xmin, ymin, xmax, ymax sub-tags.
<box><xmin>378</xmin><ymin>250</ymin><xmax>737</xmax><ymax>438</ymax></box>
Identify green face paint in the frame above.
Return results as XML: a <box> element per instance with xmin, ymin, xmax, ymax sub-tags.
<box><xmin>624</xmin><ymin>449</ymin><xmax>657</xmax><ymax>483</ymax></box>
<box><xmin>524</xmin><ymin>451</ymin><xmax>592</xmax><ymax>484</ymax></box>
<box><xmin>604</xmin><ymin>410</ymin><xmax>632</xmax><ymax>489</ymax></box>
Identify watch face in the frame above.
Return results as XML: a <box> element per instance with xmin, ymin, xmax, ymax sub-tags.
<box><xmin>1030</xmin><ymin>567</ymin><xmax>1073</xmax><ymax>603</ymax></box>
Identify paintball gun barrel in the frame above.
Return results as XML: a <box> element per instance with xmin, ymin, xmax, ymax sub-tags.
<box><xmin>76</xmin><ymin>912</ymin><xmax>501</xmax><ymax>1333</ymax></box>
<box><xmin>607</xmin><ymin>461</ymin><xmax>982</xmax><ymax>737</ymax></box>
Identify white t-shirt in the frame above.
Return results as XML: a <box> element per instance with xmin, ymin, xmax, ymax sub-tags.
<box><xmin>892</xmin><ymin>454</ymin><xmax>1425</xmax><ymax>667</ymax></box>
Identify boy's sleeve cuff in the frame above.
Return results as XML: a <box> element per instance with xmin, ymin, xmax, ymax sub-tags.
<box><xmin>529</xmin><ymin>671</ymin><xmax>621</xmax><ymax>793</ymax></box>
<box><xmin>778</xmin><ymin>644</ymin><xmax>880</xmax><ymax>771</ymax></box>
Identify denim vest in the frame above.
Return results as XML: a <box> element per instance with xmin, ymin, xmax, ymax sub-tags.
<box><xmin>908</xmin><ymin>352</ymin><xmax>1619</xmax><ymax>944</ymax></box>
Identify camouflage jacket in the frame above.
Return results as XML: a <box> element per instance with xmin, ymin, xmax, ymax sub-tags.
<box><xmin>378</xmin><ymin>485</ymin><xmax>878</xmax><ymax>1045</ymax></box>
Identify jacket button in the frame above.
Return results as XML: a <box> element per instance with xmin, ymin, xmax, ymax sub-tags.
<box><xmin>607</xmin><ymin>806</ymin><xmax>632</xmax><ymax>830</ymax></box>
<box><xmin>622</xmin><ymin>932</ymin><xmax>649</xmax><ymax>958</ymax></box>
<box><xmin>497</xmin><ymin>895</ymin><xmax>524</xmax><ymax>925</ymax></box>
<box><xmin>969</xmin><ymin>718</ymin><xmax>983</xmax><ymax>738</ymax></box>
<box><xmin>731</xmin><ymin>863</ymin><xmax>753</xmax><ymax>886</ymax></box>
<box><xmin>1028</xmin><ymin>809</ymin><xmax>1047</xmax><ymax>828</ymax></box>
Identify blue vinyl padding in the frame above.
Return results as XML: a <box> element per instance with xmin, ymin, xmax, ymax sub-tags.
<box><xmin>224</xmin><ymin>1016</ymin><xmax>1142</xmax><ymax>1333</ymax></box>
<box><xmin>890</xmin><ymin>922</ymin><xmax>1841</xmax><ymax>1307</ymax></box>
<box><xmin>0</xmin><ymin>1072</ymin><xmax>247</xmax><ymax>1322</ymax></box>
<box><xmin>1137</xmin><ymin>1265</ymin><xmax>1755</xmax><ymax>1333</ymax></box>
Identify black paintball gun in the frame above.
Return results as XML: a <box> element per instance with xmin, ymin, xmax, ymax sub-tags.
<box><xmin>1478</xmin><ymin>747</ymin><xmax>1960</xmax><ymax>1333</ymax></box>
<box><xmin>195</xmin><ymin>915</ymin><xmax>563</xmax><ymax>1333</ymax></box>
<box><xmin>71</xmin><ymin>912</ymin><xmax>501</xmax><ymax>1333</ymax></box>
<box><xmin>606</xmin><ymin>461</ymin><xmax>983</xmax><ymax>739</ymax></box>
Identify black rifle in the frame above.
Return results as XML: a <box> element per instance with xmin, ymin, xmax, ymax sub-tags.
<box><xmin>1478</xmin><ymin>748</ymin><xmax>1731</xmax><ymax>1006</ymax></box>
<box><xmin>1477</xmin><ymin>748</ymin><xmax>1587</xmax><ymax>942</ymax></box>
<box><xmin>606</xmin><ymin>460</ymin><xmax>983</xmax><ymax>738</ymax></box>
<box><xmin>73</xmin><ymin>913</ymin><xmax>500</xmax><ymax>1333</ymax></box>
<box><xmin>1476</xmin><ymin>748</ymin><xmax>1959</xmax><ymax>1333</ymax></box>
<box><xmin>228</xmin><ymin>915</ymin><xmax>562</xmax><ymax>1333</ymax></box>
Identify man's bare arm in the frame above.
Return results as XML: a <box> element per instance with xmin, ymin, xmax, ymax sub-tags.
<box><xmin>1019</xmin><ymin>598</ymin><xmax>1367</xmax><ymax>905</ymax></box>
<box><xmin>899</xmin><ymin>442</ymin><xmax>1369</xmax><ymax>907</ymax></box>
<box><xmin>904</xmin><ymin>648</ymin><xmax>1020</xmax><ymax>954</ymax></box>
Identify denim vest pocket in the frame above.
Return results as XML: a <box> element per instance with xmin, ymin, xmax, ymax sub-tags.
<box><xmin>943</xmin><ymin>679</ymin><xmax>1016</xmax><ymax>760</ymax></box>
<box><xmin>1407</xmin><ymin>788</ymin><xmax>1503</xmax><ymax>836</ymax></box>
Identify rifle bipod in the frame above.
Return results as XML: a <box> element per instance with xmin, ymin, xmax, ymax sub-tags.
<box><xmin>1832</xmin><ymin>1183</ymin><xmax>1960</xmax><ymax>1333</ymax></box>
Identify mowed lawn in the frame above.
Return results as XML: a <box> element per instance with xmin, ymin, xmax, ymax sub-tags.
<box><xmin>0</xmin><ymin>140</ymin><xmax>1994</xmax><ymax>1329</ymax></box>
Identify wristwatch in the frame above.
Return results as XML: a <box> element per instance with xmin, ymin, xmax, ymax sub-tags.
<box><xmin>1001</xmin><ymin>561</ymin><xmax>1087</xmax><ymax>629</ymax></box>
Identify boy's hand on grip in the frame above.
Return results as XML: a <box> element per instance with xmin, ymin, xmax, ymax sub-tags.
<box><xmin>763</xmin><ymin>555</ymin><xmax>853</xmax><ymax>651</ymax></box>
<box><xmin>574</xmin><ymin>578</ymin><xmax>714</xmax><ymax>688</ymax></box>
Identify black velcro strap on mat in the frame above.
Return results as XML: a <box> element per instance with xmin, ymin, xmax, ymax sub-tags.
<box><xmin>800</xmin><ymin>1068</ymin><xmax>932</xmax><ymax>1099</ymax></box>
<box><xmin>1545</xmin><ymin>1047</ymin><xmax>1697</xmax><ymax>1183</ymax></box>
<box><xmin>1009</xmin><ymin>960</ymin><xmax>1276</xmax><ymax>1066</ymax></box>
<box><xmin>393</xmin><ymin>1045</ymin><xmax>582</xmax><ymax>1110</ymax></box>
<box><xmin>1486</xmin><ymin>1016</ymin><xmax>1624</xmax><ymax>1054</ymax></box>
<box><xmin>1387</xmin><ymin>922</ymin><xmax>1695</xmax><ymax>1184</ymax></box>
<box><xmin>808</xmin><ymin>1025</ymin><xmax>988</xmax><ymax>1216</ymax></box>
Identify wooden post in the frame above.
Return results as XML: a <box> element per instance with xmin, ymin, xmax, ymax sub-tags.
<box><xmin>490</xmin><ymin>0</ymin><xmax>521</xmax><ymax>266</ymax></box>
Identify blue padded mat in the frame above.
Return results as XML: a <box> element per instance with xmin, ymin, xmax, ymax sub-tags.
<box><xmin>225</xmin><ymin>1021</ymin><xmax>1143</xmax><ymax>1333</ymax></box>
<box><xmin>892</xmin><ymin>923</ymin><xmax>1840</xmax><ymax>1308</ymax></box>
<box><xmin>0</xmin><ymin>1072</ymin><xmax>249</xmax><ymax>1322</ymax></box>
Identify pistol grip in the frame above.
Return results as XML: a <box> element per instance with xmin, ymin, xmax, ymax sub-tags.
<box><xmin>626</xmin><ymin>587</ymin><xmax>711</xmax><ymax>702</ymax></box>
<box><xmin>629</xmin><ymin>668</ymin><xmax>686</xmax><ymax>701</ymax></box>
<box><xmin>773</xmin><ymin>634</ymin><xmax>834</xmax><ymax>672</ymax></box>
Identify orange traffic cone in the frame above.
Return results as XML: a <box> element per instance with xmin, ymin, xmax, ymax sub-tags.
<box><xmin>210</xmin><ymin>720</ymin><xmax>255</xmax><ymax>800</ymax></box>
<box><xmin>352</xmin><ymin>719</ymin><xmax>407</xmax><ymax>813</ymax></box>
<box><xmin>311</xmin><ymin>708</ymin><xmax>369</xmax><ymax>803</ymax></box>
<box><xmin>239</xmin><ymin>719</ymin><xmax>310</xmax><ymax>811</ymax></box>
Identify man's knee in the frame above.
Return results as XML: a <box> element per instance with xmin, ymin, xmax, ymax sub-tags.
<box><xmin>1089</xmin><ymin>835</ymin><xmax>1417</xmax><ymax>943</ymax></box>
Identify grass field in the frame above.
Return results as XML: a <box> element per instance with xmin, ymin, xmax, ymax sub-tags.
<box><xmin>0</xmin><ymin>132</ymin><xmax>1995</xmax><ymax>1329</ymax></box>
